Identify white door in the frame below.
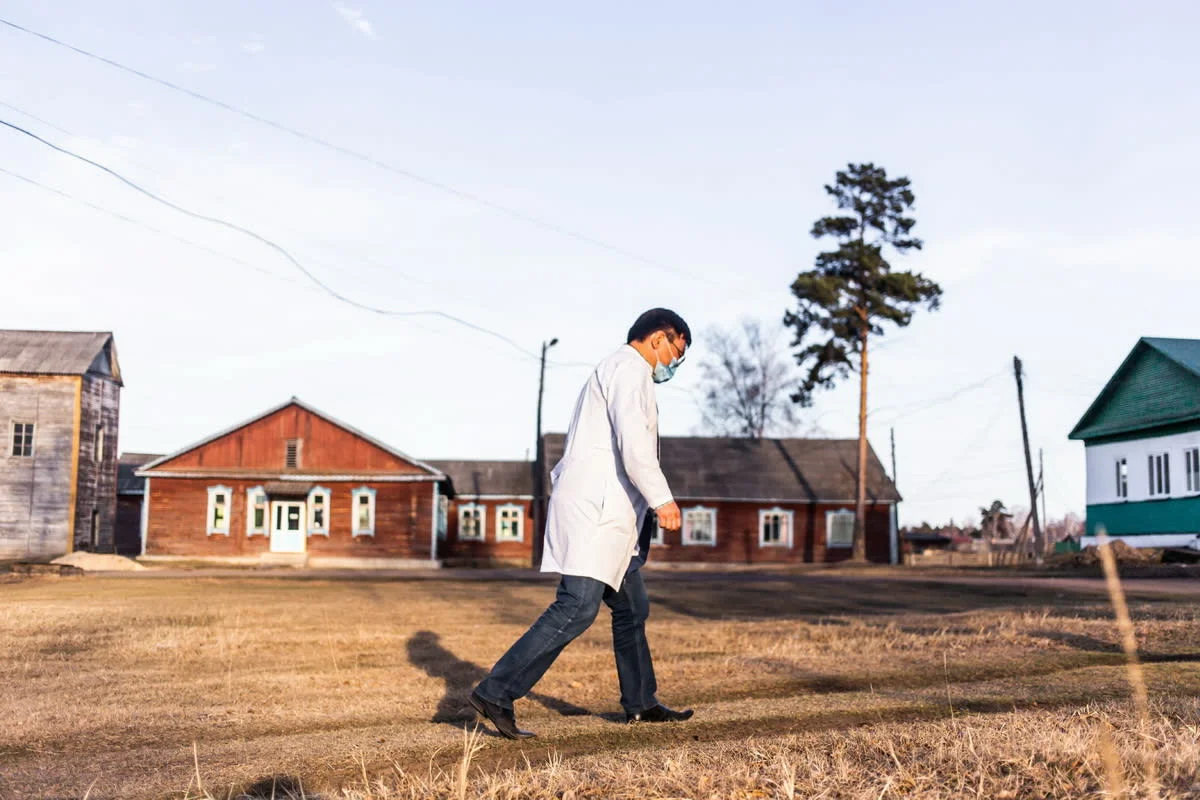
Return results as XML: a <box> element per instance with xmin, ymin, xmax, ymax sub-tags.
<box><xmin>270</xmin><ymin>501</ymin><xmax>306</xmax><ymax>553</ymax></box>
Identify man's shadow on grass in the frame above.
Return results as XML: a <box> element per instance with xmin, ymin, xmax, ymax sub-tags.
<box><xmin>406</xmin><ymin>631</ymin><xmax>592</xmax><ymax>731</ymax></box>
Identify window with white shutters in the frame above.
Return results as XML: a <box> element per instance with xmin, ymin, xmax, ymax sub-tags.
<box><xmin>826</xmin><ymin>510</ymin><xmax>854</xmax><ymax>549</ymax></box>
<box><xmin>459</xmin><ymin>504</ymin><xmax>484</xmax><ymax>541</ymax></box>
<box><xmin>760</xmin><ymin>508</ymin><xmax>794</xmax><ymax>548</ymax></box>
<box><xmin>207</xmin><ymin>486</ymin><xmax>231</xmax><ymax>535</ymax></box>
<box><xmin>682</xmin><ymin>507</ymin><xmax>717</xmax><ymax>546</ymax></box>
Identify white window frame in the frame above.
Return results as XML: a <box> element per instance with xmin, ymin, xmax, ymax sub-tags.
<box><xmin>351</xmin><ymin>487</ymin><xmax>376</xmax><ymax>536</ymax></box>
<box><xmin>246</xmin><ymin>486</ymin><xmax>268</xmax><ymax>536</ymax></box>
<box><xmin>759</xmin><ymin>507</ymin><xmax>794</xmax><ymax>548</ymax></box>
<box><xmin>495</xmin><ymin>503</ymin><xmax>525</xmax><ymax>542</ymax></box>
<box><xmin>94</xmin><ymin>424</ymin><xmax>105</xmax><ymax>462</ymax></box>
<box><xmin>1115</xmin><ymin>457</ymin><xmax>1128</xmax><ymax>499</ymax></box>
<box><xmin>1148</xmin><ymin>452</ymin><xmax>1171</xmax><ymax>497</ymax></box>
<box><xmin>1186</xmin><ymin>448</ymin><xmax>1200</xmax><ymax>495</ymax></box>
<box><xmin>826</xmin><ymin>509</ymin><xmax>855</xmax><ymax>549</ymax></box>
<box><xmin>207</xmin><ymin>485</ymin><xmax>232</xmax><ymax>536</ymax></box>
<box><xmin>648</xmin><ymin>516</ymin><xmax>665</xmax><ymax>546</ymax></box>
<box><xmin>458</xmin><ymin>503</ymin><xmax>485</xmax><ymax>542</ymax></box>
<box><xmin>308</xmin><ymin>486</ymin><xmax>331</xmax><ymax>536</ymax></box>
<box><xmin>10</xmin><ymin>421</ymin><xmax>35</xmax><ymax>458</ymax></box>
<box><xmin>682</xmin><ymin>506</ymin><xmax>718</xmax><ymax>547</ymax></box>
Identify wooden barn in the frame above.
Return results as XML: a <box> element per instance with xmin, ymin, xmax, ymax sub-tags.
<box><xmin>429</xmin><ymin>460</ymin><xmax>535</xmax><ymax>566</ymax></box>
<box><xmin>545</xmin><ymin>434</ymin><xmax>900</xmax><ymax>565</ymax></box>
<box><xmin>0</xmin><ymin>330</ymin><xmax>122</xmax><ymax>560</ymax></box>
<box><xmin>138</xmin><ymin>398</ymin><xmax>447</xmax><ymax>567</ymax></box>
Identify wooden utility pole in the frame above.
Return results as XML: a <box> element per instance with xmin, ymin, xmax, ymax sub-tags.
<box><xmin>532</xmin><ymin>338</ymin><xmax>558</xmax><ymax>568</ymax></box>
<box><xmin>1039</xmin><ymin>448</ymin><xmax>1048</xmax><ymax>547</ymax></box>
<box><xmin>890</xmin><ymin>427</ymin><xmax>898</xmax><ymax>488</ymax></box>
<box><xmin>1013</xmin><ymin>356</ymin><xmax>1044</xmax><ymax>564</ymax></box>
<box><xmin>853</xmin><ymin>327</ymin><xmax>870</xmax><ymax>562</ymax></box>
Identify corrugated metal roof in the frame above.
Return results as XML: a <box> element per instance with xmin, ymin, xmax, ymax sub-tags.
<box><xmin>427</xmin><ymin>460</ymin><xmax>534</xmax><ymax>497</ymax></box>
<box><xmin>0</xmin><ymin>330</ymin><xmax>120</xmax><ymax>382</ymax></box>
<box><xmin>1144</xmin><ymin>338</ymin><xmax>1200</xmax><ymax>378</ymax></box>
<box><xmin>544</xmin><ymin>434</ymin><xmax>901</xmax><ymax>503</ymax></box>
<box><xmin>1070</xmin><ymin>338</ymin><xmax>1200</xmax><ymax>441</ymax></box>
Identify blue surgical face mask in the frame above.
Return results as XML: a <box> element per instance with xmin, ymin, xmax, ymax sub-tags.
<box><xmin>652</xmin><ymin>339</ymin><xmax>683</xmax><ymax>384</ymax></box>
<box><xmin>652</xmin><ymin>359</ymin><xmax>678</xmax><ymax>384</ymax></box>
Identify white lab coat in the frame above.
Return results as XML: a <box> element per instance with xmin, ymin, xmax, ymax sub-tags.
<box><xmin>541</xmin><ymin>345</ymin><xmax>673</xmax><ymax>590</ymax></box>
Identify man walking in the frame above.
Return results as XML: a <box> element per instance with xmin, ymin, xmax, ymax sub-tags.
<box><xmin>469</xmin><ymin>308</ymin><xmax>695</xmax><ymax>739</ymax></box>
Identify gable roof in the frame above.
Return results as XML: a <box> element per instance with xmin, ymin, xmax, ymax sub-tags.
<box><xmin>139</xmin><ymin>398</ymin><xmax>444</xmax><ymax>477</ymax></box>
<box><xmin>427</xmin><ymin>460</ymin><xmax>534</xmax><ymax>498</ymax></box>
<box><xmin>543</xmin><ymin>434</ymin><xmax>901</xmax><ymax>503</ymax></box>
<box><xmin>1069</xmin><ymin>337</ymin><xmax>1200</xmax><ymax>442</ymax></box>
<box><xmin>0</xmin><ymin>330</ymin><xmax>122</xmax><ymax>385</ymax></box>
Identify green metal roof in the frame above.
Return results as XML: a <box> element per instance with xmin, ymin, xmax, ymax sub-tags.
<box><xmin>1143</xmin><ymin>337</ymin><xmax>1200</xmax><ymax>377</ymax></box>
<box><xmin>1069</xmin><ymin>337</ymin><xmax>1200</xmax><ymax>442</ymax></box>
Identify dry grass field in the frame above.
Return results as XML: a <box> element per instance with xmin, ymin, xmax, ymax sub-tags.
<box><xmin>2</xmin><ymin>569</ymin><xmax>1199</xmax><ymax>799</ymax></box>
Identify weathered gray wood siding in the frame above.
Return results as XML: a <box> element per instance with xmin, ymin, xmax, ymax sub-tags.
<box><xmin>74</xmin><ymin>375</ymin><xmax>120</xmax><ymax>552</ymax></box>
<box><xmin>0</xmin><ymin>375</ymin><xmax>78</xmax><ymax>559</ymax></box>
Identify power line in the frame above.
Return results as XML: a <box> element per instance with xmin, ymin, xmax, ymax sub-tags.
<box><xmin>0</xmin><ymin>16</ymin><xmax>719</xmax><ymax>287</ymax></box>
<box><xmin>0</xmin><ymin>120</ymin><xmax>679</xmax><ymax>384</ymax></box>
<box><xmin>1</xmin><ymin>117</ymin><xmax>547</xmax><ymax>362</ymax></box>
<box><xmin>0</xmin><ymin>97</ymin><xmax>449</xmax><ymax>294</ymax></box>
<box><xmin>0</xmin><ymin>99</ymin><xmax>708</xmax><ymax>375</ymax></box>
<box><xmin>0</xmin><ymin>99</ymin><xmax>73</xmax><ymax>136</ymax></box>
<box><xmin>0</xmin><ymin>165</ymin><xmax>297</xmax><ymax>285</ymax></box>
<box><xmin>870</xmin><ymin>369</ymin><xmax>1008</xmax><ymax>424</ymax></box>
<box><xmin>907</xmin><ymin>398</ymin><xmax>1010</xmax><ymax>497</ymax></box>
<box><xmin>0</xmin><ymin>165</ymin><xmax>470</xmax><ymax>349</ymax></box>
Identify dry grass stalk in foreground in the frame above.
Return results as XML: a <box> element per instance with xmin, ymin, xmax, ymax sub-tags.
<box><xmin>4</xmin><ymin>574</ymin><xmax>1199</xmax><ymax>798</ymax></box>
<box><xmin>185</xmin><ymin>700</ymin><xmax>1200</xmax><ymax>799</ymax></box>
<box><xmin>1097</xmin><ymin>530</ymin><xmax>1160</xmax><ymax>799</ymax></box>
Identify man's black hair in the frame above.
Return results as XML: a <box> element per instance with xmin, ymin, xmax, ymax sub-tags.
<box><xmin>626</xmin><ymin>308</ymin><xmax>691</xmax><ymax>346</ymax></box>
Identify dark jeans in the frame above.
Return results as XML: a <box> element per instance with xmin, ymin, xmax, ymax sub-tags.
<box><xmin>474</xmin><ymin>570</ymin><xmax>658</xmax><ymax>716</ymax></box>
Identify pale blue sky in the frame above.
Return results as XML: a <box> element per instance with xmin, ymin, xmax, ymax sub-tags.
<box><xmin>2</xmin><ymin>1</ymin><xmax>1197</xmax><ymax>526</ymax></box>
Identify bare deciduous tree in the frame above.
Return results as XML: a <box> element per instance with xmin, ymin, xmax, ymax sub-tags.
<box><xmin>696</xmin><ymin>320</ymin><xmax>803</xmax><ymax>440</ymax></box>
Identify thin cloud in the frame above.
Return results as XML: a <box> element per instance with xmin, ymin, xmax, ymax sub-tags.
<box><xmin>241</xmin><ymin>38</ymin><xmax>266</xmax><ymax>55</ymax></box>
<box><xmin>333</xmin><ymin>4</ymin><xmax>376</xmax><ymax>39</ymax></box>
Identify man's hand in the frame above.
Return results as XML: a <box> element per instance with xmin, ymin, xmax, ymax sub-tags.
<box><xmin>656</xmin><ymin>501</ymin><xmax>682</xmax><ymax>532</ymax></box>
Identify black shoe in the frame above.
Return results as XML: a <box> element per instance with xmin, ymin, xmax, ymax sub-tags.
<box><xmin>469</xmin><ymin>691</ymin><xmax>536</xmax><ymax>740</ymax></box>
<box><xmin>626</xmin><ymin>704</ymin><xmax>694</xmax><ymax>724</ymax></box>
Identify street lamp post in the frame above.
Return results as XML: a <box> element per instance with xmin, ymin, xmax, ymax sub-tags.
<box><xmin>533</xmin><ymin>337</ymin><xmax>558</xmax><ymax>568</ymax></box>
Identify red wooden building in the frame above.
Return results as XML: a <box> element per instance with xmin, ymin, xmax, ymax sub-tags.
<box><xmin>139</xmin><ymin>399</ymin><xmax>446</xmax><ymax>567</ymax></box>
<box><xmin>135</xmin><ymin>398</ymin><xmax>899</xmax><ymax>567</ymax></box>
<box><xmin>428</xmin><ymin>460</ymin><xmax>534</xmax><ymax>566</ymax></box>
<box><xmin>543</xmin><ymin>434</ymin><xmax>900</xmax><ymax>565</ymax></box>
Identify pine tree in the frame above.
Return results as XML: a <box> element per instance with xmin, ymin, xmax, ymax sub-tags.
<box><xmin>785</xmin><ymin>163</ymin><xmax>942</xmax><ymax>561</ymax></box>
